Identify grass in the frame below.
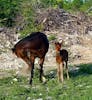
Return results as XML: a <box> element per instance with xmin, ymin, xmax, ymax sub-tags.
<box><xmin>0</xmin><ymin>63</ymin><xmax>92</xmax><ymax>100</ymax></box>
<box><xmin>48</xmin><ymin>34</ymin><xmax>56</xmax><ymax>41</ymax></box>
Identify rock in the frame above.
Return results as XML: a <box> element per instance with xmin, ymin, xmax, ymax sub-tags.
<box><xmin>13</xmin><ymin>78</ymin><xmax>18</xmax><ymax>82</ymax></box>
<box><xmin>26</xmin><ymin>97</ymin><xmax>31</xmax><ymax>100</ymax></box>
<box><xmin>0</xmin><ymin>28</ymin><xmax>4</xmax><ymax>32</ymax></box>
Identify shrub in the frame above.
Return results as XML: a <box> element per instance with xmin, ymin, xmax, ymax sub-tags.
<box><xmin>0</xmin><ymin>0</ymin><xmax>20</xmax><ymax>27</ymax></box>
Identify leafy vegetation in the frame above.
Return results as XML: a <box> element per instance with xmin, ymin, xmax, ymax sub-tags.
<box><xmin>0</xmin><ymin>0</ymin><xmax>20</xmax><ymax>27</ymax></box>
<box><xmin>48</xmin><ymin>34</ymin><xmax>56</xmax><ymax>41</ymax></box>
<box><xmin>0</xmin><ymin>63</ymin><xmax>92</xmax><ymax>100</ymax></box>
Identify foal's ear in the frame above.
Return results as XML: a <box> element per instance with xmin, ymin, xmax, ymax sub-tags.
<box><xmin>58</xmin><ymin>39</ymin><xmax>63</xmax><ymax>45</ymax></box>
<box><xmin>54</xmin><ymin>41</ymin><xmax>58</xmax><ymax>45</ymax></box>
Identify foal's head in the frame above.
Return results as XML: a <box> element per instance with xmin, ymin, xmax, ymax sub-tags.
<box><xmin>55</xmin><ymin>41</ymin><xmax>63</xmax><ymax>51</ymax></box>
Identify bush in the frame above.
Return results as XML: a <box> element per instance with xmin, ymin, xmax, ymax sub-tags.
<box><xmin>80</xmin><ymin>0</ymin><xmax>92</xmax><ymax>12</ymax></box>
<box><xmin>0</xmin><ymin>0</ymin><xmax>20</xmax><ymax>27</ymax></box>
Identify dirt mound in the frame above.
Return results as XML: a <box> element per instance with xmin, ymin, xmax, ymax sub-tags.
<box><xmin>36</xmin><ymin>8</ymin><xmax>92</xmax><ymax>34</ymax></box>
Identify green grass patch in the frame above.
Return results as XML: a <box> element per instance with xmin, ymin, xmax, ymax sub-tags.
<box><xmin>48</xmin><ymin>34</ymin><xmax>56</xmax><ymax>41</ymax></box>
<box><xmin>0</xmin><ymin>63</ymin><xmax>92</xmax><ymax>100</ymax></box>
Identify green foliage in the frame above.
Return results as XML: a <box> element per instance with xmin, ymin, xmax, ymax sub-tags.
<box><xmin>19</xmin><ymin>0</ymin><xmax>45</xmax><ymax>37</ymax></box>
<box><xmin>0</xmin><ymin>0</ymin><xmax>20</xmax><ymax>27</ymax></box>
<box><xmin>63</xmin><ymin>1</ymin><xmax>72</xmax><ymax>10</ymax></box>
<box><xmin>63</xmin><ymin>0</ymin><xmax>92</xmax><ymax>12</ymax></box>
<box><xmin>80</xmin><ymin>0</ymin><xmax>92</xmax><ymax>12</ymax></box>
<box><xmin>72</xmin><ymin>0</ymin><xmax>84</xmax><ymax>10</ymax></box>
<box><xmin>48</xmin><ymin>34</ymin><xmax>56</xmax><ymax>41</ymax></box>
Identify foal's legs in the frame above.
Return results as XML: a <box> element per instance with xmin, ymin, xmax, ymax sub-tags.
<box><xmin>39</xmin><ymin>57</ymin><xmax>45</xmax><ymax>82</ymax></box>
<box><xmin>57</xmin><ymin>63</ymin><xmax>61</xmax><ymax>82</ymax></box>
<box><xmin>60</xmin><ymin>62</ymin><xmax>64</xmax><ymax>82</ymax></box>
<box><xmin>65</xmin><ymin>61</ymin><xmax>69</xmax><ymax>80</ymax></box>
<box><xmin>57</xmin><ymin>62</ymin><xmax>64</xmax><ymax>83</ymax></box>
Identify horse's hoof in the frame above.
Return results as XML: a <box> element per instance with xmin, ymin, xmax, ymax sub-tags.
<box><xmin>42</xmin><ymin>76</ymin><xmax>47</xmax><ymax>84</ymax></box>
<box><xmin>29</xmin><ymin>80</ymin><xmax>32</xmax><ymax>85</ymax></box>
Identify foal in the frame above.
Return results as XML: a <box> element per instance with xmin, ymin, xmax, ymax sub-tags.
<box><xmin>12</xmin><ymin>32</ymin><xmax>49</xmax><ymax>85</ymax></box>
<box><xmin>55</xmin><ymin>41</ymin><xmax>69</xmax><ymax>83</ymax></box>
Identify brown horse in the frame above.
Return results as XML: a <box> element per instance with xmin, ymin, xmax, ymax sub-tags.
<box><xmin>55</xmin><ymin>41</ymin><xmax>69</xmax><ymax>83</ymax></box>
<box><xmin>12</xmin><ymin>32</ymin><xmax>49</xmax><ymax>85</ymax></box>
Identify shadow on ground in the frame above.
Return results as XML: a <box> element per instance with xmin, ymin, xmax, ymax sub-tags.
<box><xmin>45</xmin><ymin>63</ymin><xmax>92</xmax><ymax>80</ymax></box>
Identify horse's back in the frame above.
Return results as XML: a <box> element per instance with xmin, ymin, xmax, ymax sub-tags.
<box><xmin>12</xmin><ymin>32</ymin><xmax>49</xmax><ymax>57</ymax></box>
<box><xmin>15</xmin><ymin>32</ymin><xmax>48</xmax><ymax>48</ymax></box>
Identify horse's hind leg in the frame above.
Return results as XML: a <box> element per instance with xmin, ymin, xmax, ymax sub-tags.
<box><xmin>22</xmin><ymin>56</ymin><xmax>35</xmax><ymax>84</ymax></box>
<box><xmin>22</xmin><ymin>51</ymin><xmax>35</xmax><ymax>85</ymax></box>
<box><xmin>39</xmin><ymin>57</ymin><xmax>45</xmax><ymax>82</ymax></box>
<box><xmin>65</xmin><ymin>61</ymin><xmax>69</xmax><ymax>80</ymax></box>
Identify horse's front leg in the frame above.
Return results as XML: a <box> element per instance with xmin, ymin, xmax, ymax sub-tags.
<box><xmin>29</xmin><ymin>57</ymin><xmax>35</xmax><ymax>85</ymax></box>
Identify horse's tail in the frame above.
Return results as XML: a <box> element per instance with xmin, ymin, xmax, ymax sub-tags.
<box><xmin>11</xmin><ymin>48</ymin><xmax>16</xmax><ymax>53</ymax></box>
